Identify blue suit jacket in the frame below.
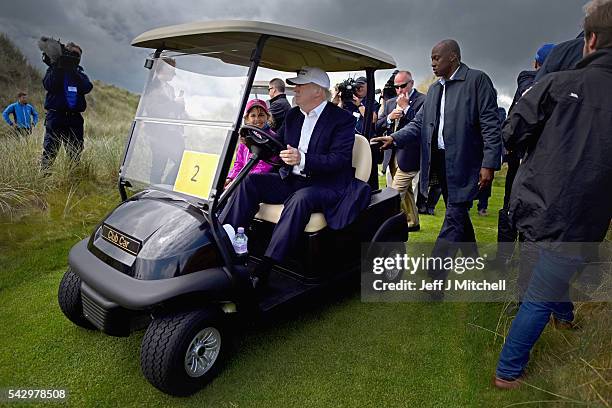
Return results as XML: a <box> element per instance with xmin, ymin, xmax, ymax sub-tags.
<box><xmin>376</xmin><ymin>89</ymin><xmax>426</xmax><ymax>172</ymax></box>
<box><xmin>275</xmin><ymin>102</ymin><xmax>371</xmax><ymax>229</ymax></box>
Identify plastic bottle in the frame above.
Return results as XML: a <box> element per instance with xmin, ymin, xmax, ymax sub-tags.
<box><xmin>232</xmin><ymin>227</ymin><xmax>248</xmax><ymax>263</ymax></box>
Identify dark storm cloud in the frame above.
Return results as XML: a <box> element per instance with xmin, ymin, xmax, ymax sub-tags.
<box><xmin>1</xmin><ymin>0</ymin><xmax>586</xmax><ymax>106</ymax></box>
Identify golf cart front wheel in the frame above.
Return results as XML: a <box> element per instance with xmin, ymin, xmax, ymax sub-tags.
<box><xmin>58</xmin><ymin>267</ymin><xmax>96</xmax><ymax>330</ymax></box>
<box><xmin>140</xmin><ymin>309</ymin><xmax>226</xmax><ymax>396</ymax></box>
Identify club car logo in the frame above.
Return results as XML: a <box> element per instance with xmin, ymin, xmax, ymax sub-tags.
<box><xmin>101</xmin><ymin>225</ymin><xmax>141</xmax><ymax>255</ymax></box>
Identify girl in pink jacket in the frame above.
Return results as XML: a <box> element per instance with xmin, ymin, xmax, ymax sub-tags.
<box><xmin>225</xmin><ymin>99</ymin><xmax>276</xmax><ymax>188</ymax></box>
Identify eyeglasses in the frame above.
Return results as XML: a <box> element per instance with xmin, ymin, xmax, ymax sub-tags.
<box><xmin>268</xmin><ymin>87</ymin><xmax>274</xmax><ymax>91</ymax></box>
<box><xmin>394</xmin><ymin>82</ymin><xmax>411</xmax><ymax>89</ymax></box>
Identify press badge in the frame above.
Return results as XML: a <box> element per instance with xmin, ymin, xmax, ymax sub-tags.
<box><xmin>68</xmin><ymin>86</ymin><xmax>77</xmax><ymax>92</ymax></box>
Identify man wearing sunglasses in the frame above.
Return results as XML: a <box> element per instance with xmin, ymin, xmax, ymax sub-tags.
<box><xmin>375</xmin><ymin>70</ymin><xmax>425</xmax><ymax>231</ymax></box>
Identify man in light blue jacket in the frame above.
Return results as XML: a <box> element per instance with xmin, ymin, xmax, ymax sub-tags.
<box><xmin>2</xmin><ymin>91</ymin><xmax>39</xmax><ymax>135</ymax></box>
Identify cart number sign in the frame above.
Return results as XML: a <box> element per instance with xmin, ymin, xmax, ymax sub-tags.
<box><xmin>173</xmin><ymin>150</ymin><xmax>220</xmax><ymax>199</ymax></box>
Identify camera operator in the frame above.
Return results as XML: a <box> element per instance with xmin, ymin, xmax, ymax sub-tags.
<box><xmin>40</xmin><ymin>41</ymin><xmax>93</xmax><ymax>170</ymax></box>
<box><xmin>375</xmin><ymin>70</ymin><xmax>425</xmax><ymax>231</ymax></box>
<box><xmin>339</xmin><ymin>76</ymin><xmax>380</xmax><ymax>189</ymax></box>
<box><xmin>340</xmin><ymin>77</ymin><xmax>379</xmax><ymax>136</ymax></box>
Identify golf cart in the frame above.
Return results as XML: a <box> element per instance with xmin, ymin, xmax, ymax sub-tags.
<box><xmin>58</xmin><ymin>20</ymin><xmax>407</xmax><ymax>396</ymax></box>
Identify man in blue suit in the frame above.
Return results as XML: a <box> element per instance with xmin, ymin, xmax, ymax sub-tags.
<box><xmin>376</xmin><ymin>70</ymin><xmax>426</xmax><ymax>231</ymax></box>
<box><xmin>221</xmin><ymin>66</ymin><xmax>370</xmax><ymax>287</ymax></box>
<box><xmin>373</xmin><ymin>40</ymin><xmax>502</xmax><ymax>294</ymax></box>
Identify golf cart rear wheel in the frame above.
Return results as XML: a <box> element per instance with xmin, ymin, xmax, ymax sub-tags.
<box><xmin>58</xmin><ymin>267</ymin><xmax>96</xmax><ymax>330</ymax></box>
<box><xmin>140</xmin><ymin>309</ymin><xmax>225</xmax><ymax>396</ymax></box>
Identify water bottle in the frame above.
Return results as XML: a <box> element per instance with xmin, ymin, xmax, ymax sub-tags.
<box><xmin>232</xmin><ymin>227</ymin><xmax>248</xmax><ymax>264</ymax></box>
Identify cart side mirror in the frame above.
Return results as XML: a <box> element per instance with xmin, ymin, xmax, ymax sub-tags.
<box><xmin>144</xmin><ymin>58</ymin><xmax>154</xmax><ymax>69</ymax></box>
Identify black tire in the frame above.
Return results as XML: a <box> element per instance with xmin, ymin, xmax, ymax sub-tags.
<box><xmin>58</xmin><ymin>267</ymin><xmax>96</xmax><ymax>330</ymax></box>
<box><xmin>140</xmin><ymin>309</ymin><xmax>226</xmax><ymax>396</ymax></box>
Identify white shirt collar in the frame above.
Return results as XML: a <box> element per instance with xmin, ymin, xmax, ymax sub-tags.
<box><xmin>300</xmin><ymin>100</ymin><xmax>327</xmax><ymax>118</ymax></box>
<box><xmin>438</xmin><ymin>65</ymin><xmax>461</xmax><ymax>86</ymax></box>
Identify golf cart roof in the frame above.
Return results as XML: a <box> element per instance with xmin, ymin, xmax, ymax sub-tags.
<box><xmin>132</xmin><ymin>20</ymin><xmax>396</xmax><ymax>72</ymax></box>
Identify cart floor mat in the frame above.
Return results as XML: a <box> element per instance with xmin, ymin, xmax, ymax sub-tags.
<box><xmin>257</xmin><ymin>269</ymin><xmax>318</xmax><ymax>312</ymax></box>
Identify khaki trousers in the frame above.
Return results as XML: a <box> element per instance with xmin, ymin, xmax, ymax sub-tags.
<box><xmin>388</xmin><ymin>157</ymin><xmax>419</xmax><ymax>227</ymax></box>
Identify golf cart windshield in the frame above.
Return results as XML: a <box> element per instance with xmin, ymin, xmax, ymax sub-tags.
<box><xmin>122</xmin><ymin>51</ymin><xmax>250</xmax><ymax>202</ymax></box>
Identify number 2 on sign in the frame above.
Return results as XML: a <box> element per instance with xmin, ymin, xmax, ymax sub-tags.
<box><xmin>173</xmin><ymin>151</ymin><xmax>219</xmax><ymax>199</ymax></box>
<box><xmin>191</xmin><ymin>165</ymin><xmax>200</xmax><ymax>182</ymax></box>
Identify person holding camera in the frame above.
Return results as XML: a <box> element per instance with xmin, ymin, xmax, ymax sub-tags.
<box><xmin>338</xmin><ymin>76</ymin><xmax>380</xmax><ymax>188</ymax></box>
<box><xmin>375</xmin><ymin>70</ymin><xmax>425</xmax><ymax>231</ymax></box>
<box><xmin>2</xmin><ymin>91</ymin><xmax>38</xmax><ymax>136</ymax></box>
<box><xmin>39</xmin><ymin>41</ymin><xmax>93</xmax><ymax>170</ymax></box>
<box><xmin>339</xmin><ymin>77</ymin><xmax>379</xmax><ymax>136</ymax></box>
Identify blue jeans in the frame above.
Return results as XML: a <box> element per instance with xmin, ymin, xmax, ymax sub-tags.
<box><xmin>496</xmin><ymin>248</ymin><xmax>584</xmax><ymax>380</ymax></box>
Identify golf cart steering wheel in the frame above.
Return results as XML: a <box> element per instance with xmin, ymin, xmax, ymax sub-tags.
<box><xmin>239</xmin><ymin>125</ymin><xmax>285</xmax><ymax>165</ymax></box>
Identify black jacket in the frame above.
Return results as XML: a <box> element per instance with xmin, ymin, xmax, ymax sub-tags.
<box><xmin>534</xmin><ymin>33</ymin><xmax>584</xmax><ymax>83</ymax></box>
<box><xmin>269</xmin><ymin>94</ymin><xmax>291</xmax><ymax>131</ymax></box>
<box><xmin>393</xmin><ymin>63</ymin><xmax>502</xmax><ymax>203</ymax></box>
<box><xmin>510</xmin><ymin>70</ymin><xmax>536</xmax><ymax>111</ymax></box>
<box><xmin>43</xmin><ymin>65</ymin><xmax>93</xmax><ymax>112</ymax></box>
<box><xmin>376</xmin><ymin>90</ymin><xmax>425</xmax><ymax>172</ymax></box>
<box><xmin>503</xmin><ymin>48</ymin><xmax>612</xmax><ymax>243</ymax></box>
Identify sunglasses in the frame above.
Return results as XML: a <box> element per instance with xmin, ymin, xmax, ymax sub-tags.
<box><xmin>394</xmin><ymin>82</ymin><xmax>411</xmax><ymax>89</ymax></box>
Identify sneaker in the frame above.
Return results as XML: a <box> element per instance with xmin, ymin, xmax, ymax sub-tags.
<box><xmin>478</xmin><ymin>208</ymin><xmax>488</xmax><ymax>216</ymax></box>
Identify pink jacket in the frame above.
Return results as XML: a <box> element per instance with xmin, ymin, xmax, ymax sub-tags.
<box><xmin>227</xmin><ymin>142</ymin><xmax>275</xmax><ymax>179</ymax></box>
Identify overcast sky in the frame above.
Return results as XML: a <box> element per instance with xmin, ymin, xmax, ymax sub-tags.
<box><xmin>1</xmin><ymin>0</ymin><xmax>586</xmax><ymax>108</ymax></box>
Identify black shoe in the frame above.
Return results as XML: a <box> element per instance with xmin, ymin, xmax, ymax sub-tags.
<box><xmin>407</xmin><ymin>224</ymin><xmax>421</xmax><ymax>232</ymax></box>
<box><xmin>426</xmin><ymin>209</ymin><xmax>435</xmax><ymax>216</ymax></box>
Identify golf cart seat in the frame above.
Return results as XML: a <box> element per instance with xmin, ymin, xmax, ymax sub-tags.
<box><xmin>255</xmin><ymin>134</ymin><xmax>372</xmax><ymax>232</ymax></box>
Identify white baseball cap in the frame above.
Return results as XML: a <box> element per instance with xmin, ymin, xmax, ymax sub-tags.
<box><xmin>286</xmin><ymin>66</ymin><xmax>330</xmax><ymax>89</ymax></box>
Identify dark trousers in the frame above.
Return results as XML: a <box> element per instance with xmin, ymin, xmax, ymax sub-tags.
<box><xmin>496</xmin><ymin>152</ymin><xmax>522</xmax><ymax>262</ymax></box>
<box><xmin>425</xmin><ymin>184</ymin><xmax>442</xmax><ymax>213</ymax></box>
<box><xmin>220</xmin><ymin>172</ymin><xmax>340</xmax><ymax>262</ymax></box>
<box><xmin>477</xmin><ymin>184</ymin><xmax>491</xmax><ymax>211</ymax></box>
<box><xmin>12</xmin><ymin>127</ymin><xmax>32</xmax><ymax>137</ymax></box>
<box><xmin>429</xmin><ymin>147</ymin><xmax>477</xmax><ymax>280</ymax></box>
<box><xmin>41</xmin><ymin>111</ymin><xmax>84</xmax><ymax>169</ymax></box>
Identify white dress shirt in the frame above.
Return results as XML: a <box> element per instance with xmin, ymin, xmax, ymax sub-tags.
<box><xmin>293</xmin><ymin>100</ymin><xmax>327</xmax><ymax>175</ymax></box>
<box><xmin>437</xmin><ymin>66</ymin><xmax>461</xmax><ymax>149</ymax></box>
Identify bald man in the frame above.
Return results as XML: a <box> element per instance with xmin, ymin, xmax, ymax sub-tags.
<box><xmin>372</xmin><ymin>40</ymin><xmax>502</xmax><ymax>296</ymax></box>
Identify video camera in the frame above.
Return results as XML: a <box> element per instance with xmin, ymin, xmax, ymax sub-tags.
<box><xmin>337</xmin><ymin>77</ymin><xmax>359</xmax><ymax>106</ymax></box>
<box><xmin>382</xmin><ymin>70</ymin><xmax>399</xmax><ymax>101</ymax></box>
<box><xmin>38</xmin><ymin>36</ymin><xmax>81</xmax><ymax>69</ymax></box>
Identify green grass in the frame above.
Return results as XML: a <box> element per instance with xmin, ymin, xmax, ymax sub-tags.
<box><xmin>1</xmin><ymin>174</ymin><xmax>610</xmax><ymax>407</ymax></box>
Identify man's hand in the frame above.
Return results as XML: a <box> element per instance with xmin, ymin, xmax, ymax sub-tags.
<box><xmin>280</xmin><ymin>144</ymin><xmax>301</xmax><ymax>166</ymax></box>
<box><xmin>370</xmin><ymin>136</ymin><xmax>394</xmax><ymax>150</ymax></box>
<box><xmin>396</xmin><ymin>94</ymin><xmax>409</xmax><ymax>109</ymax></box>
<box><xmin>352</xmin><ymin>94</ymin><xmax>362</xmax><ymax>107</ymax></box>
<box><xmin>389</xmin><ymin>108</ymin><xmax>403</xmax><ymax>121</ymax></box>
<box><xmin>479</xmin><ymin>168</ymin><xmax>495</xmax><ymax>190</ymax></box>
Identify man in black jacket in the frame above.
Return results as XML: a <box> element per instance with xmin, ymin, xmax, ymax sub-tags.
<box><xmin>268</xmin><ymin>78</ymin><xmax>292</xmax><ymax>131</ymax></box>
<box><xmin>41</xmin><ymin>42</ymin><xmax>93</xmax><ymax>170</ymax></box>
<box><xmin>496</xmin><ymin>43</ymin><xmax>554</xmax><ymax>266</ymax></box>
<box><xmin>375</xmin><ymin>70</ymin><xmax>425</xmax><ymax>230</ymax></box>
<box><xmin>494</xmin><ymin>0</ymin><xmax>612</xmax><ymax>388</ymax></box>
